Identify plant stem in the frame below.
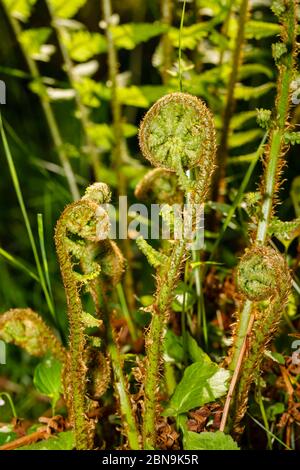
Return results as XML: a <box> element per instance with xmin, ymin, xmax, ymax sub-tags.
<box><xmin>142</xmin><ymin>240</ymin><xmax>186</xmax><ymax>449</ymax></box>
<box><xmin>101</xmin><ymin>0</ymin><xmax>136</xmax><ymax>314</ymax></box>
<box><xmin>215</xmin><ymin>0</ymin><xmax>249</xmax><ymax>202</ymax></box>
<box><xmin>107</xmin><ymin>322</ymin><xmax>140</xmax><ymax>450</ymax></box>
<box><xmin>229</xmin><ymin>0</ymin><xmax>297</xmax><ymax>373</ymax></box>
<box><xmin>2</xmin><ymin>3</ymin><xmax>79</xmax><ymax>200</ymax></box>
<box><xmin>160</xmin><ymin>0</ymin><xmax>173</xmax><ymax>84</ymax></box>
<box><xmin>178</xmin><ymin>0</ymin><xmax>186</xmax><ymax>92</ymax></box>
<box><xmin>45</xmin><ymin>0</ymin><xmax>102</xmax><ymax>181</ymax></box>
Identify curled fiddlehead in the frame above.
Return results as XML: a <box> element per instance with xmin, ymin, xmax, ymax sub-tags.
<box><xmin>135</xmin><ymin>168</ymin><xmax>184</xmax><ymax>205</ymax></box>
<box><xmin>137</xmin><ymin>92</ymin><xmax>216</xmax><ymax>449</ymax></box>
<box><xmin>55</xmin><ymin>183</ymin><xmax>111</xmax><ymax>450</ymax></box>
<box><xmin>139</xmin><ymin>92</ymin><xmax>216</xmax><ymax>200</ymax></box>
<box><xmin>0</xmin><ymin>308</ymin><xmax>65</xmax><ymax>362</ymax></box>
<box><xmin>230</xmin><ymin>245</ymin><xmax>291</xmax><ymax>434</ymax></box>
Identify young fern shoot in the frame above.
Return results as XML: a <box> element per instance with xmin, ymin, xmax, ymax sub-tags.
<box><xmin>137</xmin><ymin>92</ymin><xmax>216</xmax><ymax>449</ymax></box>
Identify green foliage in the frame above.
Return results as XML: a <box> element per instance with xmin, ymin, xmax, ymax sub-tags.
<box><xmin>183</xmin><ymin>430</ymin><xmax>239</xmax><ymax>450</ymax></box>
<box><xmin>164</xmin><ymin>362</ymin><xmax>230</xmax><ymax>416</ymax></box>
<box><xmin>18</xmin><ymin>431</ymin><xmax>75</xmax><ymax>450</ymax></box>
<box><xmin>33</xmin><ymin>356</ymin><xmax>63</xmax><ymax>413</ymax></box>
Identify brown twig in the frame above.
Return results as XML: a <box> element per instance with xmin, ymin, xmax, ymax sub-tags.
<box><xmin>219</xmin><ymin>312</ymin><xmax>255</xmax><ymax>432</ymax></box>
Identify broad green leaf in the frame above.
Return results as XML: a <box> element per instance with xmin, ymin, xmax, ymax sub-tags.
<box><xmin>62</xmin><ymin>30</ymin><xmax>106</xmax><ymax>62</ymax></box>
<box><xmin>163</xmin><ymin>362</ymin><xmax>230</xmax><ymax>416</ymax></box>
<box><xmin>164</xmin><ymin>330</ymin><xmax>184</xmax><ymax>363</ymax></box>
<box><xmin>187</xmin><ymin>334</ymin><xmax>212</xmax><ymax>364</ymax></box>
<box><xmin>111</xmin><ymin>23</ymin><xmax>168</xmax><ymax>50</ymax></box>
<box><xmin>48</xmin><ymin>0</ymin><xmax>87</xmax><ymax>19</ymax></box>
<box><xmin>235</xmin><ymin>83</ymin><xmax>276</xmax><ymax>100</ymax></box>
<box><xmin>229</xmin><ymin>129</ymin><xmax>263</xmax><ymax>149</ymax></box>
<box><xmin>245</xmin><ymin>21</ymin><xmax>281</xmax><ymax>39</ymax></box>
<box><xmin>183</xmin><ymin>430</ymin><xmax>239</xmax><ymax>450</ymax></box>
<box><xmin>87</xmin><ymin>123</ymin><xmax>113</xmax><ymax>150</ymax></box>
<box><xmin>33</xmin><ymin>356</ymin><xmax>63</xmax><ymax>411</ymax></box>
<box><xmin>18</xmin><ymin>431</ymin><xmax>75</xmax><ymax>450</ymax></box>
<box><xmin>19</xmin><ymin>28</ymin><xmax>54</xmax><ymax>61</ymax></box>
<box><xmin>3</xmin><ymin>0</ymin><xmax>37</xmax><ymax>21</ymax></box>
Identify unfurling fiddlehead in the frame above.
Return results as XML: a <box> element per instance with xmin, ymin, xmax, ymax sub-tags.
<box><xmin>0</xmin><ymin>308</ymin><xmax>65</xmax><ymax>362</ymax></box>
<box><xmin>231</xmin><ymin>245</ymin><xmax>291</xmax><ymax>433</ymax></box>
<box><xmin>137</xmin><ymin>92</ymin><xmax>216</xmax><ymax>449</ymax></box>
<box><xmin>55</xmin><ymin>183</ymin><xmax>111</xmax><ymax>450</ymax></box>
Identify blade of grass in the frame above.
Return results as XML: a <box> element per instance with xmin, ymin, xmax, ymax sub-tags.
<box><xmin>0</xmin><ymin>112</ymin><xmax>56</xmax><ymax>321</ymax></box>
<box><xmin>0</xmin><ymin>246</ymin><xmax>39</xmax><ymax>283</ymax></box>
<box><xmin>37</xmin><ymin>213</ymin><xmax>53</xmax><ymax>301</ymax></box>
<box><xmin>247</xmin><ymin>412</ymin><xmax>291</xmax><ymax>450</ymax></box>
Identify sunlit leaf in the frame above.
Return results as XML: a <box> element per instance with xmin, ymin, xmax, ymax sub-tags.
<box><xmin>48</xmin><ymin>0</ymin><xmax>87</xmax><ymax>19</ymax></box>
<box><xmin>183</xmin><ymin>430</ymin><xmax>239</xmax><ymax>450</ymax></box>
<box><xmin>111</xmin><ymin>23</ymin><xmax>168</xmax><ymax>50</ymax></box>
<box><xmin>163</xmin><ymin>362</ymin><xmax>230</xmax><ymax>416</ymax></box>
<box><xmin>19</xmin><ymin>28</ymin><xmax>54</xmax><ymax>61</ymax></box>
<box><xmin>3</xmin><ymin>0</ymin><xmax>37</xmax><ymax>21</ymax></box>
<box><xmin>245</xmin><ymin>20</ymin><xmax>281</xmax><ymax>39</ymax></box>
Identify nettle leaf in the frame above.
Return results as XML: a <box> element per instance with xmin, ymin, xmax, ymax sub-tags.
<box><xmin>163</xmin><ymin>362</ymin><xmax>230</xmax><ymax>416</ymax></box>
<box><xmin>19</xmin><ymin>28</ymin><xmax>54</xmax><ymax>61</ymax></box>
<box><xmin>3</xmin><ymin>0</ymin><xmax>37</xmax><ymax>21</ymax></box>
<box><xmin>111</xmin><ymin>23</ymin><xmax>168</xmax><ymax>50</ymax></box>
<box><xmin>183</xmin><ymin>430</ymin><xmax>239</xmax><ymax>450</ymax></box>
<box><xmin>18</xmin><ymin>431</ymin><xmax>75</xmax><ymax>450</ymax></box>
<box><xmin>62</xmin><ymin>30</ymin><xmax>106</xmax><ymax>62</ymax></box>
<box><xmin>235</xmin><ymin>83</ymin><xmax>275</xmax><ymax>100</ymax></box>
<box><xmin>33</xmin><ymin>356</ymin><xmax>63</xmax><ymax>411</ymax></box>
<box><xmin>48</xmin><ymin>0</ymin><xmax>87</xmax><ymax>19</ymax></box>
<box><xmin>229</xmin><ymin>129</ymin><xmax>263</xmax><ymax>149</ymax></box>
<box><xmin>245</xmin><ymin>21</ymin><xmax>281</xmax><ymax>39</ymax></box>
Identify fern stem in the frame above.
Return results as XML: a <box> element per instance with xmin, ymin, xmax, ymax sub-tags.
<box><xmin>215</xmin><ymin>0</ymin><xmax>249</xmax><ymax>201</ymax></box>
<box><xmin>101</xmin><ymin>0</ymin><xmax>136</xmax><ymax>314</ymax></box>
<box><xmin>142</xmin><ymin>240</ymin><xmax>186</xmax><ymax>449</ymax></box>
<box><xmin>45</xmin><ymin>0</ymin><xmax>102</xmax><ymax>181</ymax></box>
<box><xmin>160</xmin><ymin>0</ymin><xmax>173</xmax><ymax>84</ymax></box>
<box><xmin>2</xmin><ymin>3</ymin><xmax>79</xmax><ymax>200</ymax></box>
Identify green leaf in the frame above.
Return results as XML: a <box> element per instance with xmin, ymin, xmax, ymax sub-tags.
<box><xmin>183</xmin><ymin>430</ymin><xmax>239</xmax><ymax>450</ymax></box>
<box><xmin>245</xmin><ymin>21</ymin><xmax>281</xmax><ymax>39</ymax></box>
<box><xmin>111</xmin><ymin>23</ymin><xmax>168</xmax><ymax>50</ymax></box>
<box><xmin>18</xmin><ymin>431</ymin><xmax>75</xmax><ymax>450</ymax></box>
<box><xmin>19</xmin><ymin>28</ymin><xmax>54</xmax><ymax>62</ymax></box>
<box><xmin>187</xmin><ymin>334</ymin><xmax>212</xmax><ymax>364</ymax></box>
<box><xmin>62</xmin><ymin>30</ymin><xmax>107</xmax><ymax>62</ymax></box>
<box><xmin>33</xmin><ymin>356</ymin><xmax>63</xmax><ymax>411</ymax></box>
<box><xmin>117</xmin><ymin>86</ymin><xmax>149</xmax><ymax>108</ymax></box>
<box><xmin>168</xmin><ymin>23</ymin><xmax>212</xmax><ymax>49</ymax></box>
<box><xmin>164</xmin><ymin>330</ymin><xmax>184</xmax><ymax>363</ymax></box>
<box><xmin>239</xmin><ymin>64</ymin><xmax>273</xmax><ymax>80</ymax></box>
<box><xmin>0</xmin><ymin>425</ymin><xmax>17</xmax><ymax>446</ymax></box>
<box><xmin>163</xmin><ymin>362</ymin><xmax>230</xmax><ymax>416</ymax></box>
<box><xmin>229</xmin><ymin>129</ymin><xmax>263</xmax><ymax>149</ymax></box>
<box><xmin>48</xmin><ymin>0</ymin><xmax>87</xmax><ymax>19</ymax></box>
<box><xmin>266</xmin><ymin>403</ymin><xmax>285</xmax><ymax>422</ymax></box>
<box><xmin>235</xmin><ymin>83</ymin><xmax>276</xmax><ymax>100</ymax></box>
<box><xmin>3</xmin><ymin>0</ymin><xmax>37</xmax><ymax>22</ymax></box>
<box><xmin>172</xmin><ymin>282</ymin><xmax>196</xmax><ymax>313</ymax></box>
